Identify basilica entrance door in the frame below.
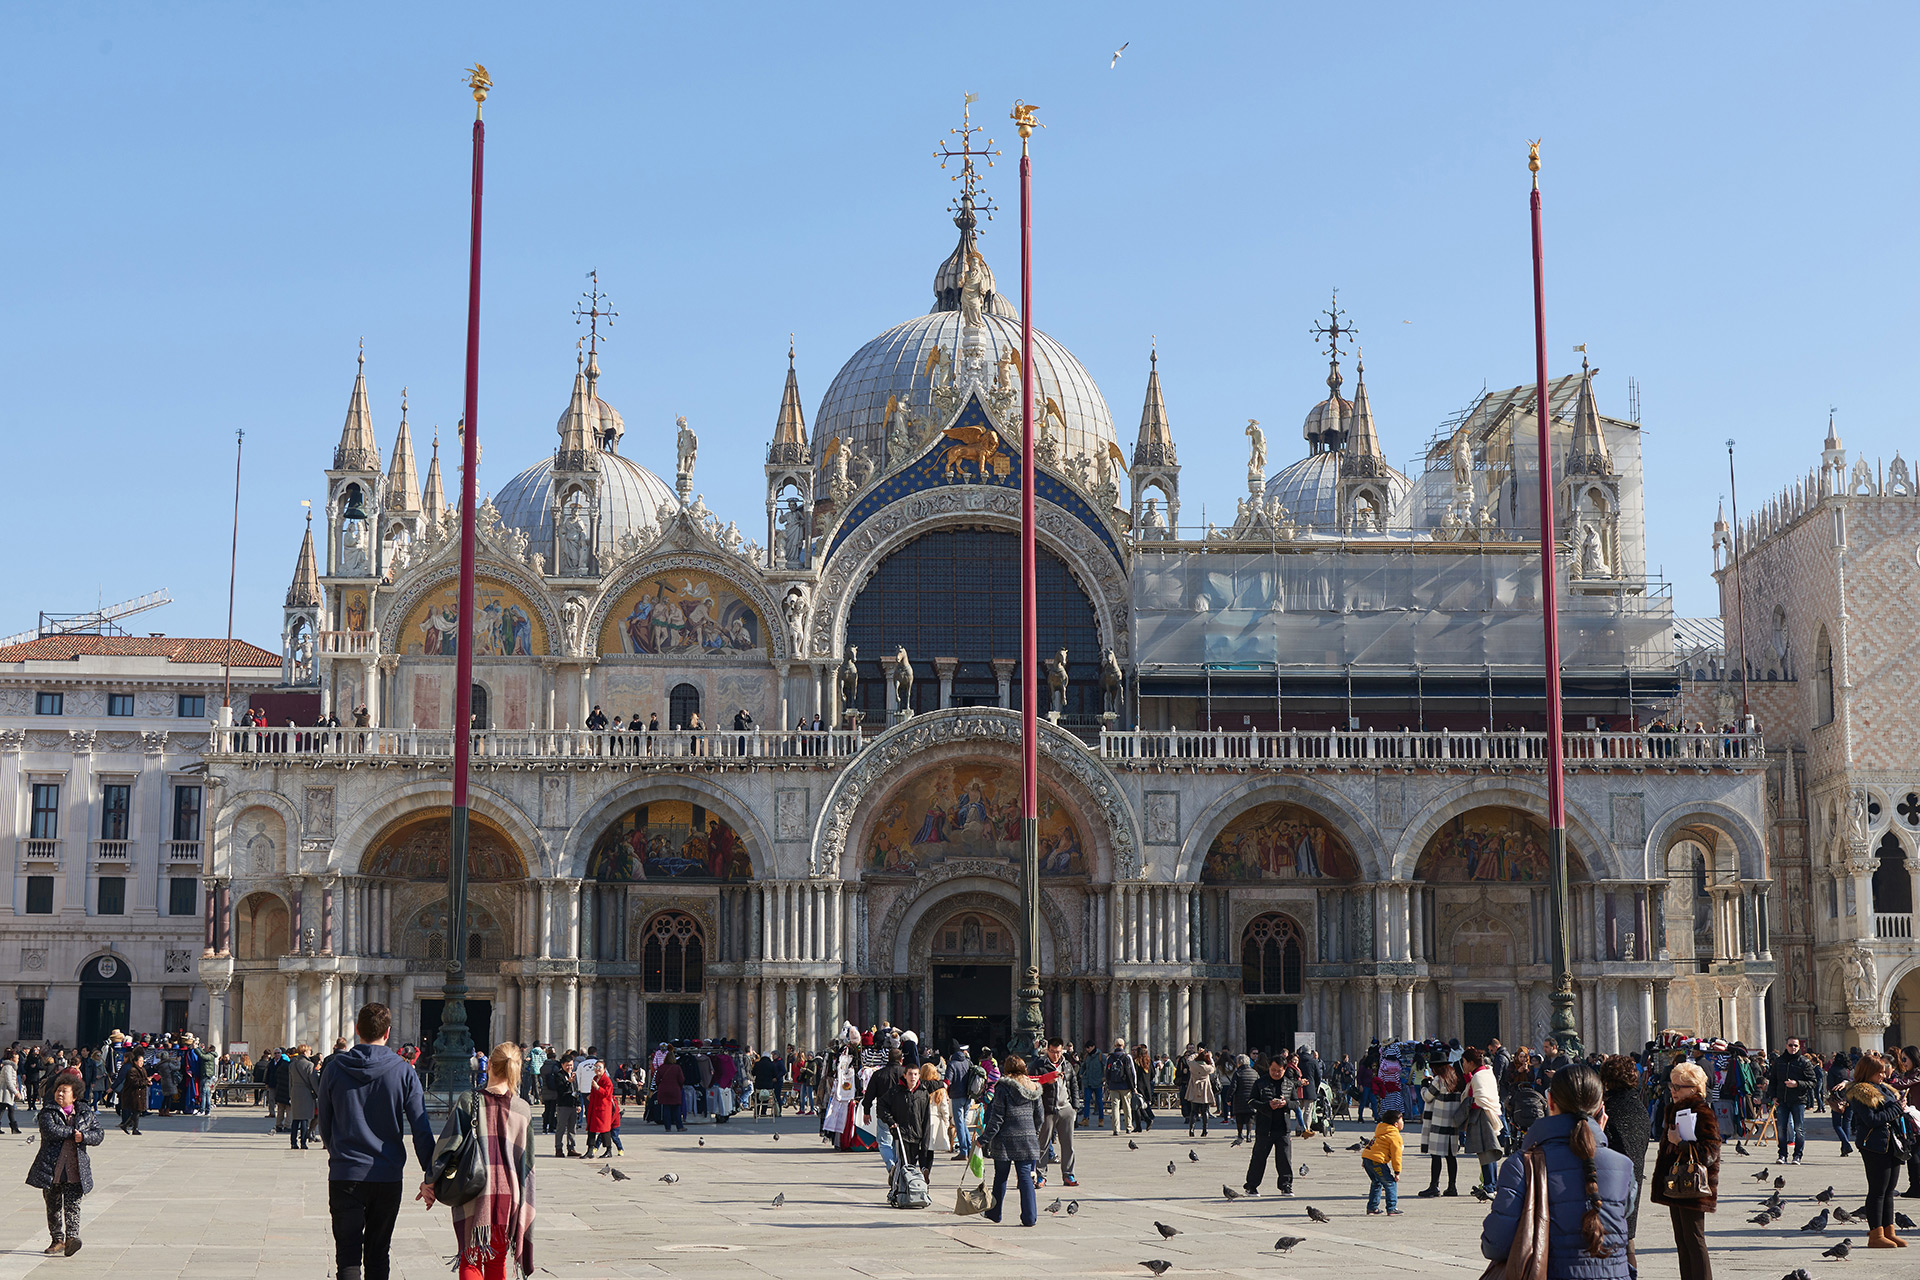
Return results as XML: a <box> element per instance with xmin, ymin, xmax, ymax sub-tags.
<box><xmin>1462</xmin><ymin>1001</ymin><xmax>1501</xmax><ymax>1050</ymax></box>
<box><xmin>419</xmin><ymin>999</ymin><xmax>492</xmax><ymax>1060</ymax></box>
<box><xmin>932</xmin><ymin>964</ymin><xmax>1012</xmax><ymax>1056</ymax></box>
<box><xmin>646</xmin><ymin>1002</ymin><xmax>701</xmax><ymax>1046</ymax></box>
<box><xmin>1244</xmin><ymin>1002</ymin><xmax>1298</xmax><ymax>1056</ymax></box>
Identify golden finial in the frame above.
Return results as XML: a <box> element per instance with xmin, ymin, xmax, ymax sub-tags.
<box><xmin>465</xmin><ymin>64</ymin><xmax>492</xmax><ymax>118</ymax></box>
<box><xmin>1528</xmin><ymin>138</ymin><xmax>1541</xmax><ymax>189</ymax></box>
<box><xmin>1010</xmin><ymin>100</ymin><xmax>1042</xmax><ymax>153</ymax></box>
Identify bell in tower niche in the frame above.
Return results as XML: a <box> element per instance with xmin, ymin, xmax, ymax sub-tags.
<box><xmin>341</xmin><ymin>482</ymin><xmax>368</xmax><ymax>521</ymax></box>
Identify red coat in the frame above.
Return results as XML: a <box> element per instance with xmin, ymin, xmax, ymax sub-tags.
<box><xmin>587</xmin><ymin>1075</ymin><xmax>615</xmax><ymax>1133</ymax></box>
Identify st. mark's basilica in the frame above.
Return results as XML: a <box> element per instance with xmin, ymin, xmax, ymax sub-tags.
<box><xmin>182</xmin><ymin>132</ymin><xmax>1799</xmax><ymax>1068</ymax></box>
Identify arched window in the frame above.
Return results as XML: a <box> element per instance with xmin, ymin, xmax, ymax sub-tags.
<box><xmin>426</xmin><ymin>932</ymin><xmax>445</xmax><ymax>960</ymax></box>
<box><xmin>1815</xmin><ymin>627</ymin><xmax>1835</xmax><ymax>725</ymax></box>
<box><xmin>1871</xmin><ymin>832</ymin><xmax>1913</xmax><ymax>915</ymax></box>
<box><xmin>467</xmin><ymin>933</ymin><xmax>485</xmax><ymax>961</ymax></box>
<box><xmin>642</xmin><ymin>911</ymin><xmax>705</xmax><ymax>994</ymax></box>
<box><xmin>669</xmin><ymin>683</ymin><xmax>701</xmax><ymax>731</ymax></box>
<box><xmin>1241</xmin><ymin>913</ymin><xmax>1305</xmax><ymax>996</ymax></box>
<box><xmin>470</xmin><ymin>683</ymin><xmax>490</xmax><ymax>730</ymax></box>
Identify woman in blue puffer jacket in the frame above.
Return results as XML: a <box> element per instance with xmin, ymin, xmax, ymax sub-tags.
<box><xmin>1481</xmin><ymin>1062</ymin><xmax>1635</xmax><ymax>1279</ymax></box>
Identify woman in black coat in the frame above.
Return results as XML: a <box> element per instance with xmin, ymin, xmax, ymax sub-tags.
<box><xmin>116</xmin><ymin>1052</ymin><xmax>153</xmax><ymax>1136</ymax></box>
<box><xmin>1600</xmin><ymin>1054</ymin><xmax>1653</xmax><ymax>1240</ymax></box>
<box><xmin>26</xmin><ymin>1071</ymin><xmax>103</xmax><ymax>1257</ymax></box>
<box><xmin>979</xmin><ymin>1055</ymin><xmax>1045</xmax><ymax>1227</ymax></box>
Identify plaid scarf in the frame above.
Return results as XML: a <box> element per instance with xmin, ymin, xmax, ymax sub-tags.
<box><xmin>451</xmin><ymin>1091</ymin><xmax>536</xmax><ymax>1276</ymax></box>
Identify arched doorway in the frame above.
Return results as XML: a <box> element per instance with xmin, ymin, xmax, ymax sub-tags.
<box><xmin>470</xmin><ymin>683</ymin><xmax>490</xmax><ymax>730</ymax></box>
<box><xmin>640</xmin><ymin>911</ymin><xmax>706</xmax><ymax>1045</ymax></box>
<box><xmin>1872</xmin><ymin>833</ymin><xmax>1912</xmax><ymax>916</ymax></box>
<box><xmin>78</xmin><ymin>955</ymin><xmax>132</xmax><ymax>1048</ymax></box>
<box><xmin>929</xmin><ymin>908</ymin><xmax>1016</xmax><ymax>1054</ymax></box>
<box><xmin>669</xmin><ymin>683</ymin><xmax>700</xmax><ymax>730</ymax></box>
<box><xmin>1241</xmin><ymin>913</ymin><xmax>1305</xmax><ymax>1054</ymax></box>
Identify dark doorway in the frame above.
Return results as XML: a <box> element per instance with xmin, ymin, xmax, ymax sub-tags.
<box><xmin>470</xmin><ymin>684</ymin><xmax>490</xmax><ymax>730</ymax></box>
<box><xmin>669</xmin><ymin>683</ymin><xmax>701</xmax><ymax>731</ymax></box>
<box><xmin>932</xmin><ymin>964</ymin><xmax>1012</xmax><ymax>1056</ymax></box>
<box><xmin>1244</xmin><ymin>1002</ymin><xmax>1299</xmax><ymax>1057</ymax></box>
<box><xmin>78</xmin><ymin>955</ymin><xmax>132</xmax><ymax>1048</ymax></box>
<box><xmin>419</xmin><ymin>999</ymin><xmax>493</xmax><ymax>1060</ymax></box>
<box><xmin>645</xmin><ymin>1002</ymin><xmax>701</xmax><ymax>1046</ymax></box>
<box><xmin>1462</xmin><ymin>1000</ymin><xmax>1501</xmax><ymax>1051</ymax></box>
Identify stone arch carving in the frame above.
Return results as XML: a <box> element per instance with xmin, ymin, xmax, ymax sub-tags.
<box><xmin>379</xmin><ymin>557</ymin><xmax>562</xmax><ymax>658</ymax></box>
<box><xmin>881</xmin><ymin>871</ymin><xmax>1077</xmax><ymax>977</ymax></box>
<box><xmin>1392</xmin><ymin>779</ymin><xmax>1613</xmax><ymax>882</ymax></box>
<box><xmin>1446</xmin><ymin>912</ymin><xmax>1518</xmax><ymax>968</ymax></box>
<box><xmin>810</xmin><ymin>707</ymin><xmax>1139</xmax><ymax>880</ymax></box>
<box><xmin>561</xmin><ymin>776</ymin><xmax>774</xmax><ymax>882</ymax></box>
<box><xmin>211</xmin><ymin>788</ymin><xmax>302</xmax><ymax>878</ymax></box>
<box><xmin>74</xmin><ymin>950</ymin><xmax>137</xmax><ymax>983</ymax></box>
<box><xmin>1643</xmin><ymin>801</ymin><xmax>1768</xmax><ymax>882</ymax></box>
<box><xmin>587</xmin><ymin>549</ymin><xmax>792</xmax><ymax>662</ymax></box>
<box><xmin>1177</xmin><ymin>781</ymin><xmax>1383</xmax><ymax>883</ymax></box>
<box><xmin>330</xmin><ymin>779</ymin><xmax>545</xmax><ymax>878</ymax></box>
<box><xmin>233</xmin><ymin>889</ymin><xmax>292</xmax><ymax>960</ymax></box>
<box><xmin>810</xmin><ymin>493</ymin><xmax>1130</xmax><ymax>663</ymax></box>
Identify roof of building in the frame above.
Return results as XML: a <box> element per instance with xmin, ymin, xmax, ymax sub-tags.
<box><xmin>0</xmin><ymin>635</ymin><xmax>282</xmax><ymax>666</ymax></box>
<box><xmin>1672</xmin><ymin>616</ymin><xmax>1725</xmax><ymax>658</ymax></box>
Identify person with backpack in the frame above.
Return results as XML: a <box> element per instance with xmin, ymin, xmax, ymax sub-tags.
<box><xmin>1104</xmin><ymin>1038</ymin><xmax>1139</xmax><ymax>1136</ymax></box>
<box><xmin>1846</xmin><ymin>1053</ymin><xmax>1911</xmax><ymax>1248</ymax></box>
<box><xmin>1228</xmin><ymin>1053</ymin><xmax>1261</xmax><ymax>1143</ymax></box>
<box><xmin>537</xmin><ymin>1052</ymin><xmax>561</xmax><ymax>1134</ymax></box>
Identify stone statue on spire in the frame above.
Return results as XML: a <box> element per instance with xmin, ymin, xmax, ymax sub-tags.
<box><xmin>957</xmin><ymin>247</ymin><xmax>988</xmax><ymax>330</ymax></box>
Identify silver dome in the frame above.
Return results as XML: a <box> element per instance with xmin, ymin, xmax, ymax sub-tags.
<box><xmin>812</xmin><ymin>311</ymin><xmax>1117</xmax><ymax>466</ymax></box>
<box><xmin>495</xmin><ymin>450</ymin><xmax>677</xmax><ymax>554</ymax></box>
<box><xmin>1264</xmin><ymin>452</ymin><xmax>1412</xmax><ymax>532</ymax></box>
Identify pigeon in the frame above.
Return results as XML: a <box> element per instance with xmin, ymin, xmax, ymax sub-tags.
<box><xmin>772</xmin><ymin>1133</ymin><xmax>780</xmax><ymax>1141</ymax></box>
<box><xmin>1899</xmin><ymin>1212</ymin><xmax>1918</xmax><ymax>1230</ymax></box>
<box><xmin>1800</xmin><ymin>1209</ymin><xmax>1829</xmax><ymax>1232</ymax></box>
<box><xmin>697</xmin><ymin>1136</ymin><xmax>705</xmax><ymax>1147</ymax></box>
<box><xmin>1129</xmin><ymin>1140</ymin><xmax>1140</xmax><ymax>1151</ymax></box>
<box><xmin>1767</xmin><ymin>1209</ymin><xmax>1784</xmax><ymax>1222</ymax></box>
<box><xmin>1347</xmin><ymin>1142</ymin><xmax>1365</xmax><ymax>1151</ymax></box>
<box><xmin>659</xmin><ymin>1173</ymin><xmax>679</xmax><ymax>1184</ymax></box>
<box><xmin>1109</xmin><ymin>41</ymin><xmax>1129</xmax><ymax>69</ymax></box>
<box><xmin>1046</xmin><ymin>1198</ymin><xmax>1063</xmax><ymax>1214</ymax></box>
<box><xmin>1188</xmin><ymin>1149</ymin><xmax>1199</xmax><ymax>1163</ymax></box>
<box><xmin>1735</xmin><ymin>1140</ymin><xmax>1749</xmax><ymax>1156</ymax></box>
<box><xmin>1155</xmin><ymin>1222</ymin><xmax>1180</xmax><ymax>1239</ymax></box>
<box><xmin>1472</xmin><ymin>1185</ymin><xmax>1494</xmax><ymax>1203</ymax></box>
<box><xmin>1067</xmin><ymin>1200</ymin><xmax>1080</xmax><ymax>1215</ymax></box>
<box><xmin>1815</xmin><ymin>1186</ymin><xmax>1835</xmax><ymax>1203</ymax></box>
<box><xmin>771</xmin><ymin>1192</ymin><xmax>785</xmax><ymax>1207</ymax></box>
<box><xmin>1775</xmin><ymin>1176</ymin><xmax>1788</xmax><ymax>1190</ymax></box>
<box><xmin>1222</xmin><ymin>1186</ymin><xmax>1241</xmax><ymax>1200</ymax></box>
<box><xmin>1306</xmin><ymin>1205</ymin><xmax>1330</xmax><ymax>1224</ymax></box>
<box><xmin>1749</xmin><ymin>1213</ymin><xmax>1774</xmax><ymax>1226</ymax></box>
<box><xmin>1830</xmin><ymin>1206</ymin><xmax>1853</xmax><ymax>1224</ymax></box>
<box><xmin>1231</xmin><ymin>1136</ymin><xmax>1245</xmax><ymax>1148</ymax></box>
<box><xmin>1168</xmin><ymin>1161</ymin><xmax>1177</xmax><ymax>1176</ymax></box>
<box><xmin>1783</xmin><ymin>1270</ymin><xmax>1814</xmax><ymax>1280</ymax></box>
<box><xmin>1753</xmin><ymin>1167</ymin><xmax>1773</xmax><ymax>1182</ymax></box>
<box><xmin>1274</xmin><ymin>1237</ymin><xmax>1307</xmax><ymax>1254</ymax></box>
<box><xmin>1323</xmin><ymin>1141</ymin><xmax>1335</xmax><ymax>1154</ymax></box>
<box><xmin>1821</xmin><ymin>1237</ymin><xmax>1852</xmax><ymax>1260</ymax></box>
<box><xmin>1139</xmin><ymin>1263</ymin><xmax>1172</xmax><ymax>1277</ymax></box>
<box><xmin>1298</xmin><ymin>1163</ymin><xmax>1309</xmax><ymax>1176</ymax></box>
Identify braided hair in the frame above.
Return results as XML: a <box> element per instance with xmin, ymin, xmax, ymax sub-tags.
<box><xmin>1547</xmin><ymin>1061</ymin><xmax>1611</xmax><ymax>1258</ymax></box>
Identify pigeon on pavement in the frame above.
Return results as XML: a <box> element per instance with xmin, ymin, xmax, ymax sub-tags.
<box><xmin>1323</xmin><ymin>1141</ymin><xmax>1335</xmax><ymax>1154</ymax></box>
<box><xmin>1167</xmin><ymin>1161</ymin><xmax>1177</xmax><ymax>1176</ymax></box>
<box><xmin>1781</xmin><ymin>1269</ymin><xmax>1813</xmax><ymax>1280</ymax></box>
<box><xmin>1155</xmin><ymin>1222</ymin><xmax>1180</xmax><ymax>1238</ymax></box>
<box><xmin>1753</xmin><ymin>1167</ymin><xmax>1773</xmax><ymax>1182</ymax></box>
<box><xmin>1734</xmin><ymin>1140</ymin><xmax>1748</xmax><ymax>1156</ymax></box>
<box><xmin>698</xmin><ymin>1136</ymin><xmax>705</xmax><ymax>1147</ymax></box>
<box><xmin>1129</xmin><ymin>1140</ymin><xmax>1140</xmax><ymax>1150</ymax></box>
<box><xmin>1347</xmin><ymin>1142</ymin><xmax>1365</xmax><ymax>1151</ymax></box>
<box><xmin>1306</xmin><ymin>1205</ymin><xmax>1330</xmax><ymax>1223</ymax></box>
<box><xmin>1274</xmin><ymin>1237</ymin><xmax>1306</xmax><ymax>1254</ymax></box>
<box><xmin>1298</xmin><ymin>1163</ymin><xmax>1309</xmax><ymax>1176</ymax></box>
<box><xmin>1749</xmin><ymin>1213</ymin><xmax>1774</xmax><ymax>1226</ymax></box>
<box><xmin>1821</xmin><ymin>1238</ymin><xmax>1852</xmax><ymax>1260</ymax></box>
<box><xmin>1830</xmin><ymin>1206</ymin><xmax>1853</xmax><ymax>1224</ymax></box>
<box><xmin>1222</xmin><ymin>1186</ymin><xmax>1241</xmax><ymax>1200</ymax></box>
<box><xmin>1140</xmin><ymin>1263</ymin><xmax>1172</xmax><ymax>1277</ymax></box>
<box><xmin>772</xmin><ymin>1133</ymin><xmax>780</xmax><ymax>1141</ymax></box>
<box><xmin>1067</xmin><ymin>1200</ymin><xmax>1080</xmax><ymax>1215</ymax></box>
<box><xmin>1231</xmin><ymin>1136</ymin><xmax>1245</xmax><ymax>1148</ymax></box>
<box><xmin>1472</xmin><ymin>1185</ymin><xmax>1494</xmax><ymax>1202</ymax></box>
<box><xmin>1799</xmin><ymin>1209</ymin><xmax>1828</xmax><ymax>1232</ymax></box>
<box><xmin>1815</xmin><ymin>1186</ymin><xmax>1834</xmax><ymax>1203</ymax></box>
<box><xmin>659</xmin><ymin>1173</ymin><xmax>679</xmax><ymax>1184</ymax></box>
<box><xmin>1046</xmin><ymin>1198</ymin><xmax>1062</xmax><ymax>1214</ymax></box>
<box><xmin>771</xmin><ymin>1192</ymin><xmax>785</xmax><ymax>1207</ymax></box>
<box><xmin>1898</xmin><ymin>1212</ymin><xmax>1918</xmax><ymax>1230</ymax></box>
<box><xmin>1775</xmin><ymin>1175</ymin><xmax>1787</xmax><ymax>1190</ymax></box>
<box><xmin>1188</xmin><ymin>1149</ymin><xmax>1199</xmax><ymax>1163</ymax></box>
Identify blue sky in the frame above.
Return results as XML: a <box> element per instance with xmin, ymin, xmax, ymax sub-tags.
<box><xmin>4</xmin><ymin>2</ymin><xmax>1915</xmax><ymax>643</ymax></box>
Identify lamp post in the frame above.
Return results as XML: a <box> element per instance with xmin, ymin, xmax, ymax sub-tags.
<box><xmin>1011</xmin><ymin>99</ymin><xmax>1045</xmax><ymax>1063</ymax></box>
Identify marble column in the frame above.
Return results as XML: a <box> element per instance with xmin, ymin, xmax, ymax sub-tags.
<box><xmin>1155</xmin><ymin>982</ymin><xmax>1172</xmax><ymax>1053</ymax></box>
<box><xmin>805</xmin><ymin>981</ymin><xmax>820</xmax><ymax>1052</ymax></box>
<box><xmin>321</xmin><ymin>881</ymin><xmax>336</xmax><ymax>954</ymax></box>
<box><xmin>783</xmin><ymin>980</ymin><xmax>800</xmax><ymax>1051</ymax></box>
<box><xmin>1176</xmin><ymin>983</ymin><xmax>1192</xmax><ymax>1048</ymax></box>
<box><xmin>283</xmin><ymin>976</ymin><xmax>300</xmax><ymax>1047</ymax></box>
<box><xmin>1134</xmin><ymin>985</ymin><xmax>1151</xmax><ymax>1051</ymax></box>
<box><xmin>560</xmin><ymin>977</ymin><xmax>579</xmax><ymax>1049</ymax></box>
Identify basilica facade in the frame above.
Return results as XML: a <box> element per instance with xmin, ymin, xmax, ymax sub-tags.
<box><xmin>196</xmin><ymin>167</ymin><xmax>1773</xmax><ymax>1064</ymax></box>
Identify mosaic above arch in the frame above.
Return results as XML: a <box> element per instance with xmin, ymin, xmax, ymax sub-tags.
<box><xmin>588</xmin><ymin>799</ymin><xmax>753</xmax><ymax>882</ymax></box>
<box><xmin>598</xmin><ymin>574</ymin><xmax>764</xmax><ymax>657</ymax></box>
<box><xmin>399</xmin><ymin>576</ymin><xmax>548</xmax><ymax>657</ymax></box>
<box><xmin>1415</xmin><ymin>806</ymin><xmax>1587</xmax><ymax>883</ymax></box>
<box><xmin>361</xmin><ymin>810</ymin><xmax>528</xmax><ymax>881</ymax></box>
<box><xmin>1201</xmin><ymin>801</ymin><xmax>1358</xmax><ymax>882</ymax></box>
<box><xmin>867</xmin><ymin>760</ymin><xmax>1085</xmax><ymax>877</ymax></box>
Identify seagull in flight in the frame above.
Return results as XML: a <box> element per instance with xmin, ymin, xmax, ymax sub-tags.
<box><xmin>1111</xmin><ymin>41</ymin><xmax>1129</xmax><ymax>69</ymax></box>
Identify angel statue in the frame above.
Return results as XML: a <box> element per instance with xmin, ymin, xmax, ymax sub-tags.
<box><xmin>994</xmin><ymin>347</ymin><xmax>1022</xmax><ymax>394</ymax></box>
<box><xmin>1245</xmin><ymin>419</ymin><xmax>1267</xmax><ymax>479</ymax></box>
<box><xmin>883</xmin><ymin>394</ymin><xmax>914</xmax><ymax>465</ymax></box>
<box><xmin>675</xmin><ymin>415</ymin><xmax>699</xmax><ymax>483</ymax></box>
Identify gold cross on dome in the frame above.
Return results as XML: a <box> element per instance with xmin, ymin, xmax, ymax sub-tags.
<box><xmin>935</xmin><ymin>93</ymin><xmax>1000</xmax><ymax>221</ymax></box>
<box><xmin>1310</xmin><ymin>289</ymin><xmax>1357</xmax><ymax>364</ymax></box>
<box><xmin>573</xmin><ymin>269</ymin><xmax>618</xmax><ymax>357</ymax></box>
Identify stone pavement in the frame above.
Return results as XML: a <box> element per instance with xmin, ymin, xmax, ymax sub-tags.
<box><xmin>0</xmin><ymin>1105</ymin><xmax>1893</xmax><ymax>1278</ymax></box>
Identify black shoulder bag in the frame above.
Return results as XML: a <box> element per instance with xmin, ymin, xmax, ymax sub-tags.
<box><xmin>431</xmin><ymin>1086</ymin><xmax>489</xmax><ymax>1209</ymax></box>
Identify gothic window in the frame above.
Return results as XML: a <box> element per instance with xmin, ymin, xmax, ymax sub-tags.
<box><xmin>1241</xmin><ymin>913</ymin><xmax>1305</xmax><ymax>996</ymax></box>
<box><xmin>669</xmin><ymin>684</ymin><xmax>700</xmax><ymax>730</ymax></box>
<box><xmin>1871</xmin><ymin>833</ymin><xmax>1913</xmax><ymax>915</ymax></box>
<box><xmin>642</xmin><ymin>911</ymin><xmax>705</xmax><ymax>994</ymax></box>
<box><xmin>1815</xmin><ymin>627</ymin><xmax>1835</xmax><ymax>725</ymax></box>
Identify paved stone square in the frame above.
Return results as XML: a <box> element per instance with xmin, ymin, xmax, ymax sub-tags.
<box><xmin>0</xmin><ymin>1106</ymin><xmax>1892</xmax><ymax>1279</ymax></box>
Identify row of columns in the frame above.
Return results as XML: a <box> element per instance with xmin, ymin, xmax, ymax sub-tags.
<box><xmin>1112</xmin><ymin>884</ymin><xmax>1198</xmax><ymax>963</ymax></box>
<box><xmin>755</xmin><ymin>882</ymin><xmax>848</xmax><ymax>963</ymax></box>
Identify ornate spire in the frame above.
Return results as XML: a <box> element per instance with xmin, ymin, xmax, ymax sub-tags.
<box><xmin>385</xmin><ymin>389</ymin><xmax>422</xmax><ymax>511</ymax></box>
<box><xmin>769</xmin><ymin>337</ymin><xmax>809</xmax><ymax>463</ymax></box>
<box><xmin>1566</xmin><ymin>357</ymin><xmax>1614</xmax><ymax>475</ymax></box>
<box><xmin>1133</xmin><ymin>342</ymin><xmax>1176</xmax><ymax>466</ymax></box>
<box><xmin>555</xmin><ymin>345</ymin><xmax>599</xmax><ymax>470</ymax></box>
<box><xmin>1824</xmin><ymin>408</ymin><xmax>1843</xmax><ymax>454</ymax></box>
<box><xmin>333</xmin><ymin>340</ymin><xmax>381</xmax><ymax>472</ymax></box>
<box><xmin>933</xmin><ymin>96</ymin><xmax>1012</xmax><ymax>318</ymax></box>
<box><xmin>285</xmin><ymin>510</ymin><xmax>323</xmax><ymax>608</ymax></box>
<box><xmin>422</xmin><ymin>427</ymin><xmax>447</xmax><ymax>524</ymax></box>
<box><xmin>1342</xmin><ymin>350</ymin><xmax>1387</xmax><ymax>476</ymax></box>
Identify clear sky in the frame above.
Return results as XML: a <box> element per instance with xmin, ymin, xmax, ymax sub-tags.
<box><xmin>5</xmin><ymin>2</ymin><xmax>1915</xmax><ymax>645</ymax></box>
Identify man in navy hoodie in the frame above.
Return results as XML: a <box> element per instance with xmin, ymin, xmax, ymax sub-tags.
<box><xmin>316</xmin><ymin>1003</ymin><xmax>435</xmax><ymax>1280</ymax></box>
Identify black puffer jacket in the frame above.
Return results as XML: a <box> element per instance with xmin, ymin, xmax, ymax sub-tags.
<box><xmin>1248</xmin><ymin>1072</ymin><xmax>1294</xmax><ymax>1130</ymax></box>
<box><xmin>24</xmin><ymin>1102</ymin><xmax>104</xmax><ymax>1195</ymax></box>
<box><xmin>1602</xmin><ymin>1082</ymin><xmax>1652</xmax><ymax>1180</ymax></box>
<box><xmin>1505</xmin><ymin>1083</ymin><xmax>1548</xmax><ymax>1138</ymax></box>
<box><xmin>1229</xmin><ymin>1062</ymin><xmax>1261</xmax><ymax>1115</ymax></box>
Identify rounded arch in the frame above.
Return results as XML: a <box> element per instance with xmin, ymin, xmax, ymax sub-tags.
<box><xmin>1393</xmin><ymin>780</ymin><xmax>1611</xmax><ymax>882</ymax></box>
<box><xmin>359</xmin><ymin>809</ymin><xmax>528</xmax><ymax>882</ymax></box>
<box><xmin>885</xmin><ymin>873</ymin><xmax>1076</xmax><ymax>978</ymax></box>
<box><xmin>561</xmin><ymin>776</ymin><xmax>773</xmax><ymax>882</ymax></box>
<box><xmin>74</xmin><ymin>950</ymin><xmax>136</xmax><ymax>984</ymax></box>
<box><xmin>233</xmin><ymin>888</ymin><xmax>292</xmax><ymax>960</ymax></box>
<box><xmin>211</xmin><ymin>788</ymin><xmax>302</xmax><ymax>878</ymax></box>
<box><xmin>810</xmin><ymin>496</ymin><xmax>1130</xmax><ymax>663</ymax></box>
<box><xmin>1643</xmin><ymin>801</ymin><xmax>1768</xmax><ymax>882</ymax></box>
<box><xmin>379</xmin><ymin>556</ymin><xmax>561</xmax><ymax>658</ymax></box>
<box><xmin>1871</xmin><ymin>829</ymin><xmax>1914</xmax><ymax>915</ymax></box>
<box><xmin>1178</xmin><ymin>781</ymin><xmax>1382</xmax><ymax>883</ymax></box>
<box><xmin>332</xmin><ymin>780</ymin><xmax>544</xmax><ymax>879</ymax></box>
<box><xmin>813</xmin><ymin>708</ymin><xmax>1136</xmax><ymax>882</ymax></box>
<box><xmin>1444</xmin><ymin>911</ymin><xmax>1519</xmax><ymax>968</ymax></box>
<box><xmin>587</xmin><ymin>549</ymin><xmax>791</xmax><ymax>662</ymax></box>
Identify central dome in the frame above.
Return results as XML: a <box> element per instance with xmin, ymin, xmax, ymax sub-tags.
<box><xmin>812</xmin><ymin>212</ymin><xmax>1116</xmax><ymax>466</ymax></box>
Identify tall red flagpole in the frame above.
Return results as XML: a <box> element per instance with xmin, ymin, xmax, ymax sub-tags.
<box><xmin>436</xmin><ymin>63</ymin><xmax>491</xmax><ymax>1093</ymax></box>
<box><xmin>1528</xmin><ymin>141</ymin><xmax>1581</xmax><ymax>1056</ymax></box>
<box><xmin>1012</xmin><ymin>100</ymin><xmax>1044</xmax><ymax>1061</ymax></box>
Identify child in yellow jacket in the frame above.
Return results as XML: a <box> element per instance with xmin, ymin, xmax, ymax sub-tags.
<box><xmin>1361</xmin><ymin>1109</ymin><xmax>1405</xmax><ymax>1214</ymax></box>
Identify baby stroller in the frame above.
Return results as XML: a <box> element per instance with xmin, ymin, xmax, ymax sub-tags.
<box><xmin>1304</xmin><ymin>1081</ymin><xmax>1336</xmax><ymax>1135</ymax></box>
